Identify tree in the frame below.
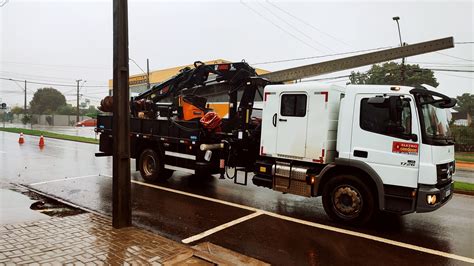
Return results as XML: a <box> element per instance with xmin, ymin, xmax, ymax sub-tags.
<box><xmin>10</xmin><ymin>106</ymin><xmax>24</xmax><ymax>115</ymax></box>
<box><xmin>454</xmin><ymin>93</ymin><xmax>474</xmax><ymax>126</ymax></box>
<box><xmin>29</xmin><ymin>87</ymin><xmax>66</xmax><ymax>114</ymax></box>
<box><xmin>455</xmin><ymin>93</ymin><xmax>474</xmax><ymax>115</ymax></box>
<box><xmin>82</xmin><ymin>105</ymin><xmax>99</xmax><ymax>118</ymax></box>
<box><xmin>56</xmin><ymin>104</ymin><xmax>76</xmax><ymax>115</ymax></box>
<box><xmin>349</xmin><ymin>62</ymin><xmax>439</xmax><ymax>87</ymax></box>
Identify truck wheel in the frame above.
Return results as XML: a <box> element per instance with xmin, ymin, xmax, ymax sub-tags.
<box><xmin>138</xmin><ymin>149</ymin><xmax>173</xmax><ymax>182</ymax></box>
<box><xmin>322</xmin><ymin>174</ymin><xmax>375</xmax><ymax>225</ymax></box>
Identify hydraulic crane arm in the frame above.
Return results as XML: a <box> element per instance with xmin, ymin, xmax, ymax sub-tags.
<box><xmin>260</xmin><ymin>37</ymin><xmax>454</xmax><ymax>83</ymax></box>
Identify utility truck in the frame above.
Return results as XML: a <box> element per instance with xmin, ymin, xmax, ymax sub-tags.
<box><xmin>96</xmin><ymin>37</ymin><xmax>457</xmax><ymax>224</ymax></box>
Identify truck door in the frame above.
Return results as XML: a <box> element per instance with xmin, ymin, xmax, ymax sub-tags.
<box><xmin>351</xmin><ymin>94</ymin><xmax>420</xmax><ymax>188</ymax></box>
<box><xmin>260</xmin><ymin>91</ymin><xmax>279</xmax><ymax>155</ymax></box>
<box><xmin>276</xmin><ymin>93</ymin><xmax>308</xmax><ymax>158</ymax></box>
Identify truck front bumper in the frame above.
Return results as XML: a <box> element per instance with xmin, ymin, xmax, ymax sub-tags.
<box><xmin>416</xmin><ymin>182</ymin><xmax>454</xmax><ymax>213</ymax></box>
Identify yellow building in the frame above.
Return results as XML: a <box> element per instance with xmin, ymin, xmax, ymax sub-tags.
<box><xmin>108</xmin><ymin>59</ymin><xmax>270</xmax><ymax>95</ymax></box>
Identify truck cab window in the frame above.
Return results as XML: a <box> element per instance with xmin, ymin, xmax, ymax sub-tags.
<box><xmin>360</xmin><ymin>98</ymin><xmax>412</xmax><ymax>137</ymax></box>
<box><xmin>281</xmin><ymin>94</ymin><xmax>307</xmax><ymax>117</ymax></box>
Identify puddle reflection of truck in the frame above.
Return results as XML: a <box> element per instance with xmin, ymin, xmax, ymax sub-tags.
<box><xmin>96</xmin><ymin>37</ymin><xmax>457</xmax><ymax>224</ymax></box>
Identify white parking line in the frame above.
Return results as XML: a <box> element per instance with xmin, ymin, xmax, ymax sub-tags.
<box><xmin>132</xmin><ymin>179</ymin><xmax>257</xmax><ymax>212</ymax></box>
<box><xmin>130</xmin><ymin>179</ymin><xmax>474</xmax><ymax>264</ymax></box>
<box><xmin>29</xmin><ymin>174</ymin><xmax>100</xmax><ymax>186</ymax></box>
<box><xmin>42</xmin><ymin>175</ymin><xmax>474</xmax><ymax>263</ymax></box>
<box><xmin>181</xmin><ymin>211</ymin><xmax>264</xmax><ymax>244</ymax></box>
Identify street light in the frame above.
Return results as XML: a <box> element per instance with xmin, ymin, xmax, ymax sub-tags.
<box><xmin>392</xmin><ymin>16</ymin><xmax>403</xmax><ymax>47</ymax></box>
<box><xmin>129</xmin><ymin>58</ymin><xmax>150</xmax><ymax>90</ymax></box>
<box><xmin>392</xmin><ymin>16</ymin><xmax>405</xmax><ymax>84</ymax></box>
<box><xmin>76</xmin><ymin>79</ymin><xmax>86</xmax><ymax>123</ymax></box>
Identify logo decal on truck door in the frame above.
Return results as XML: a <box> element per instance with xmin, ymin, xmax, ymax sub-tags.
<box><xmin>392</xmin><ymin>142</ymin><xmax>419</xmax><ymax>155</ymax></box>
<box><xmin>401</xmin><ymin>160</ymin><xmax>416</xmax><ymax>167</ymax></box>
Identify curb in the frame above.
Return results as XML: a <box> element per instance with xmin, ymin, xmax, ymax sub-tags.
<box><xmin>454</xmin><ymin>189</ymin><xmax>474</xmax><ymax>196</ymax></box>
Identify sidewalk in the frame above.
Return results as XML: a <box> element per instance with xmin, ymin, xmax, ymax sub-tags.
<box><xmin>0</xmin><ymin>188</ymin><xmax>267</xmax><ymax>265</ymax></box>
<box><xmin>0</xmin><ymin>213</ymin><xmax>193</xmax><ymax>265</ymax></box>
<box><xmin>0</xmin><ymin>213</ymin><xmax>269</xmax><ymax>265</ymax></box>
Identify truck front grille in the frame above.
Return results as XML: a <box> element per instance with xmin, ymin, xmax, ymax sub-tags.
<box><xmin>436</xmin><ymin>161</ymin><xmax>455</xmax><ymax>187</ymax></box>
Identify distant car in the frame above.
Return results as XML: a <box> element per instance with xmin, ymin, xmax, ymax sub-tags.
<box><xmin>75</xmin><ymin>118</ymin><xmax>97</xmax><ymax>127</ymax></box>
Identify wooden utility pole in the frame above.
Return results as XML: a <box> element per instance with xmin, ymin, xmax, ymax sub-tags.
<box><xmin>112</xmin><ymin>0</ymin><xmax>131</xmax><ymax>228</ymax></box>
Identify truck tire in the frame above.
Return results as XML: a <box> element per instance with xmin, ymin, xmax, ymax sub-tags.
<box><xmin>138</xmin><ymin>148</ymin><xmax>173</xmax><ymax>182</ymax></box>
<box><xmin>322</xmin><ymin>174</ymin><xmax>375</xmax><ymax>225</ymax></box>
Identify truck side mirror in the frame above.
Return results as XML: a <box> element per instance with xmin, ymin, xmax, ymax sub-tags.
<box><xmin>439</xmin><ymin>98</ymin><xmax>457</xmax><ymax>108</ymax></box>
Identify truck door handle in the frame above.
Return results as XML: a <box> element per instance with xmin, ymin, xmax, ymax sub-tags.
<box><xmin>353</xmin><ymin>150</ymin><xmax>368</xmax><ymax>158</ymax></box>
<box><xmin>272</xmin><ymin>113</ymin><xmax>277</xmax><ymax>127</ymax></box>
<box><xmin>279</xmin><ymin>118</ymin><xmax>287</xmax><ymax>122</ymax></box>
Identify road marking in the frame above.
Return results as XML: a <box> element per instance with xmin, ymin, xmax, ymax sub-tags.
<box><xmin>29</xmin><ymin>174</ymin><xmax>100</xmax><ymax>186</ymax></box>
<box><xmin>181</xmin><ymin>211</ymin><xmax>264</xmax><ymax>244</ymax></box>
<box><xmin>46</xmin><ymin>175</ymin><xmax>474</xmax><ymax>263</ymax></box>
<box><xmin>130</xmin><ymin>179</ymin><xmax>474</xmax><ymax>263</ymax></box>
<box><xmin>0</xmin><ymin>150</ymin><xmax>6</xmax><ymax>154</ymax></box>
<box><xmin>131</xmin><ymin>180</ymin><xmax>256</xmax><ymax>211</ymax></box>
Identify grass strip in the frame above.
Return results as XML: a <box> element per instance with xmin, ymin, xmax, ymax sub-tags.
<box><xmin>0</xmin><ymin>127</ymin><xmax>99</xmax><ymax>144</ymax></box>
<box><xmin>454</xmin><ymin>181</ymin><xmax>474</xmax><ymax>193</ymax></box>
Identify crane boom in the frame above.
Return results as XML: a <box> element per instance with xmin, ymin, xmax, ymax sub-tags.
<box><xmin>260</xmin><ymin>37</ymin><xmax>454</xmax><ymax>83</ymax></box>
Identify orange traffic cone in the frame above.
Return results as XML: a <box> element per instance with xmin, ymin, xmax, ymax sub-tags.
<box><xmin>18</xmin><ymin>133</ymin><xmax>25</xmax><ymax>144</ymax></box>
<box><xmin>39</xmin><ymin>135</ymin><xmax>45</xmax><ymax>148</ymax></box>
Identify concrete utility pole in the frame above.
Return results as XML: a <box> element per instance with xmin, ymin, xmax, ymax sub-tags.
<box><xmin>147</xmin><ymin>58</ymin><xmax>150</xmax><ymax>90</ymax></box>
<box><xmin>112</xmin><ymin>0</ymin><xmax>131</xmax><ymax>228</ymax></box>
<box><xmin>24</xmin><ymin>80</ymin><xmax>27</xmax><ymax>113</ymax></box>
<box><xmin>393</xmin><ymin>16</ymin><xmax>405</xmax><ymax>84</ymax></box>
<box><xmin>76</xmin><ymin>79</ymin><xmax>82</xmax><ymax>123</ymax></box>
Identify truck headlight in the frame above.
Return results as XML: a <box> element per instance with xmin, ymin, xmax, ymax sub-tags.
<box><xmin>427</xmin><ymin>194</ymin><xmax>437</xmax><ymax>205</ymax></box>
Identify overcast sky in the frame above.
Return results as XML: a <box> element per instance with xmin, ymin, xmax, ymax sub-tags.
<box><xmin>1</xmin><ymin>0</ymin><xmax>473</xmax><ymax>107</ymax></box>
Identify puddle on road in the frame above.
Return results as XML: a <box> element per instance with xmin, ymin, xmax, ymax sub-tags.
<box><xmin>4</xmin><ymin>184</ymin><xmax>84</xmax><ymax>219</ymax></box>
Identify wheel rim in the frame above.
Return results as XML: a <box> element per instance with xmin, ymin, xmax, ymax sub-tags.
<box><xmin>142</xmin><ymin>154</ymin><xmax>157</xmax><ymax>176</ymax></box>
<box><xmin>332</xmin><ymin>184</ymin><xmax>363</xmax><ymax>219</ymax></box>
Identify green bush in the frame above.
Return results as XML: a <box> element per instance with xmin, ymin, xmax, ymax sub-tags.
<box><xmin>452</xmin><ymin>125</ymin><xmax>474</xmax><ymax>152</ymax></box>
<box><xmin>21</xmin><ymin>115</ymin><xmax>31</xmax><ymax>125</ymax></box>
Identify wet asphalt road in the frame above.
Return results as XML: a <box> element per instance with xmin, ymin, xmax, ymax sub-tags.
<box><xmin>1</xmin><ymin>131</ymin><xmax>473</xmax><ymax>265</ymax></box>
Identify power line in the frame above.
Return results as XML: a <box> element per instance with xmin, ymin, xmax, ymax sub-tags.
<box><xmin>0</xmin><ymin>60</ymin><xmax>110</xmax><ymax>70</ymax></box>
<box><xmin>303</xmin><ymin>74</ymin><xmax>350</xmax><ymax>82</ymax></box>
<box><xmin>0</xmin><ymin>77</ymin><xmax>109</xmax><ymax>88</ymax></box>
<box><xmin>436</xmin><ymin>52</ymin><xmax>473</xmax><ymax>62</ymax></box>
<box><xmin>436</xmin><ymin>72</ymin><xmax>474</xmax><ymax>80</ymax></box>
<box><xmin>411</xmin><ymin>61</ymin><xmax>474</xmax><ymax>67</ymax></box>
<box><xmin>427</xmin><ymin>68</ymin><xmax>474</xmax><ymax>73</ymax></box>
<box><xmin>240</xmin><ymin>0</ymin><xmax>323</xmax><ymax>53</ymax></box>
<box><xmin>257</xmin><ymin>1</ymin><xmax>334</xmax><ymax>52</ymax></box>
<box><xmin>454</xmin><ymin>42</ymin><xmax>474</xmax><ymax>44</ymax></box>
<box><xmin>252</xmin><ymin>45</ymin><xmax>394</xmax><ymax>65</ymax></box>
<box><xmin>0</xmin><ymin>70</ymin><xmax>106</xmax><ymax>84</ymax></box>
<box><xmin>266</xmin><ymin>0</ymin><xmax>350</xmax><ymax>48</ymax></box>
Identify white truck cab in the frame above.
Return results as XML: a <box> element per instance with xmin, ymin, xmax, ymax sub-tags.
<box><xmin>255</xmin><ymin>82</ymin><xmax>456</xmax><ymax>224</ymax></box>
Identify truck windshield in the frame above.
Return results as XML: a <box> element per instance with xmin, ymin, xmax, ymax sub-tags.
<box><xmin>419</xmin><ymin>95</ymin><xmax>454</xmax><ymax>144</ymax></box>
